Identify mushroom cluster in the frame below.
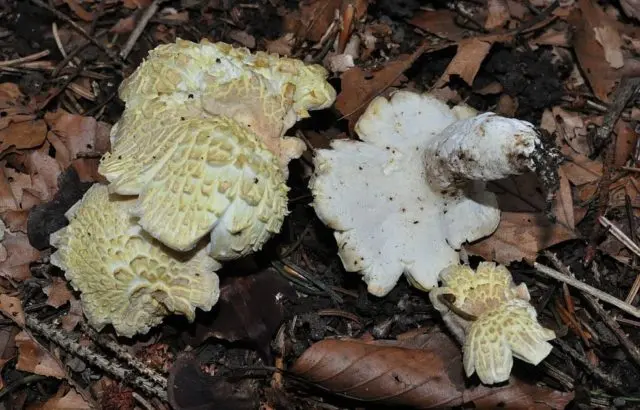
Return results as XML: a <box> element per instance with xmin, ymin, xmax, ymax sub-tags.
<box><xmin>429</xmin><ymin>262</ymin><xmax>556</xmax><ymax>385</ymax></box>
<box><xmin>49</xmin><ymin>39</ymin><xmax>336</xmax><ymax>337</ymax></box>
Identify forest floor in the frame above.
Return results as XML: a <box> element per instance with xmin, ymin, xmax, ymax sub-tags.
<box><xmin>1</xmin><ymin>0</ymin><xmax>640</xmax><ymax>409</ymax></box>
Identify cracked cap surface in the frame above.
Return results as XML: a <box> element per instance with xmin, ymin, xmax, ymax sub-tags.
<box><xmin>50</xmin><ymin>183</ymin><xmax>221</xmax><ymax>338</ymax></box>
<box><xmin>430</xmin><ymin>262</ymin><xmax>556</xmax><ymax>385</ymax></box>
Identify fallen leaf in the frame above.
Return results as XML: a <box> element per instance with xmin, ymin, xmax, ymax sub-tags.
<box><xmin>168</xmin><ymin>353</ymin><xmax>259</xmax><ymax>410</ymax></box>
<box><xmin>123</xmin><ymin>0</ymin><xmax>153</xmax><ymax>8</ymax></box>
<box><xmin>0</xmin><ymin>167</ymin><xmax>19</xmax><ymax>212</ymax></box>
<box><xmin>614</xmin><ymin>120</ymin><xmax>638</xmax><ymax>167</ymax></box>
<box><xmin>0</xmin><ymin>230</ymin><xmax>40</xmax><ymax>281</ymax></box>
<box><xmin>2</xmin><ymin>209</ymin><xmax>29</xmax><ymax>232</ymax></box>
<box><xmin>593</xmin><ymin>20</ymin><xmax>625</xmax><ymax>69</ymax></box>
<box><xmin>485</xmin><ymin>0</ymin><xmax>511</xmax><ymax>30</ymax></box>
<box><xmin>62</xmin><ymin>0</ymin><xmax>95</xmax><ymax>22</ymax></box>
<box><xmin>30</xmin><ymin>385</ymin><xmax>92</xmax><ymax>410</ymax></box>
<box><xmin>61</xmin><ymin>297</ymin><xmax>83</xmax><ymax>332</ymax></box>
<box><xmin>496</xmin><ymin>94</ymin><xmax>518</xmax><ymax>117</ymax></box>
<box><xmin>283</xmin><ymin>0</ymin><xmax>341</xmax><ymax>42</ymax></box>
<box><xmin>336</xmin><ymin>42</ymin><xmax>447</xmax><ymax>130</ymax></box>
<box><xmin>44</xmin><ymin>277</ymin><xmax>73</xmax><ymax>308</ymax></box>
<box><xmin>265</xmin><ymin>33</ymin><xmax>295</xmax><ymax>56</ymax></box>
<box><xmin>111</xmin><ymin>15</ymin><xmax>137</xmax><ymax>34</ymax></box>
<box><xmin>569</xmin><ymin>0</ymin><xmax>623</xmax><ymax>102</ymax></box>
<box><xmin>24</xmin><ymin>150</ymin><xmax>62</xmax><ymax>202</ymax></box>
<box><xmin>434</xmin><ymin>38</ymin><xmax>493</xmax><ymax>88</ymax></box>
<box><xmin>0</xmin><ymin>294</ymin><xmax>24</xmax><ymax>326</ymax></box>
<box><xmin>27</xmin><ymin>167</ymin><xmax>93</xmax><ymax>250</ymax></box>
<box><xmin>621</xmin><ymin>0</ymin><xmax>640</xmax><ymax>20</ymax></box>
<box><xmin>228</xmin><ymin>30</ymin><xmax>256</xmax><ymax>49</ymax></box>
<box><xmin>0</xmin><ymin>120</ymin><xmax>47</xmax><ymax>153</ymax></box>
<box><xmin>560</xmin><ymin>145</ymin><xmax>603</xmax><ymax>186</ymax></box>
<box><xmin>291</xmin><ymin>328</ymin><xmax>574</xmax><ymax>408</ymax></box>
<box><xmin>552</xmin><ymin>107</ymin><xmax>590</xmax><ymax>156</ymax></box>
<box><xmin>408</xmin><ymin>10</ymin><xmax>469</xmax><ymax>41</ymax></box>
<box><xmin>44</xmin><ymin>110</ymin><xmax>111</xmax><ymax>160</ymax></box>
<box><xmin>183</xmin><ymin>267</ymin><xmax>297</xmax><ymax>360</ymax></box>
<box><xmin>466</xmin><ymin>173</ymin><xmax>577</xmax><ymax>264</ymax></box>
<box><xmin>15</xmin><ymin>331</ymin><xmax>65</xmax><ymax>378</ymax></box>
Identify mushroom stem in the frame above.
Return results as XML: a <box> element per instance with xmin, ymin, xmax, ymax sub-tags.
<box><xmin>423</xmin><ymin>112</ymin><xmax>547</xmax><ymax>192</ymax></box>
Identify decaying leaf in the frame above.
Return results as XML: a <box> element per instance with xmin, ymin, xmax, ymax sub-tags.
<box><xmin>291</xmin><ymin>328</ymin><xmax>574</xmax><ymax>408</ymax></box>
<box><xmin>0</xmin><ymin>294</ymin><xmax>24</xmax><ymax>326</ymax></box>
<box><xmin>408</xmin><ymin>9</ymin><xmax>469</xmax><ymax>41</ymax></box>
<box><xmin>335</xmin><ymin>42</ymin><xmax>447</xmax><ymax>129</ymax></box>
<box><xmin>0</xmin><ymin>120</ymin><xmax>47</xmax><ymax>154</ymax></box>
<box><xmin>569</xmin><ymin>0</ymin><xmax>624</xmax><ymax>102</ymax></box>
<box><xmin>282</xmin><ymin>0</ymin><xmax>341</xmax><ymax>42</ymax></box>
<box><xmin>485</xmin><ymin>0</ymin><xmax>511</xmax><ymax>30</ymax></box>
<box><xmin>44</xmin><ymin>110</ymin><xmax>111</xmax><ymax>161</ymax></box>
<box><xmin>15</xmin><ymin>331</ymin><xmax>66</xmax><ymax>379</ymax></box>
<box><xmin>434</xmin><ymin>38</ymin><xmax>494</xmax><ymax>88</ymax></box>
<box><xmin>61</xmin><ymin>297</ymin><xmax>83</xmax><ymax>332</ymax></box>
<box><xmin>466</xmin><ymin>173</ymin><xmax>577</xmax><ymax>264</ymax></box>
<box><xmin>0</xmin><ymin>229</ymin><xmax>40</xmax><ymax>281</ymax></box>
<box><xmin>44</xmin><ymin>277</ymin><xmax>73</xmax><ymax>308</ymax></box>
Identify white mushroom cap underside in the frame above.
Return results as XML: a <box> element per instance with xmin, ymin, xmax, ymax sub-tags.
<box><xmin>310</xmin><ymin>91</ymin><xmax>501</xmax><ymax>296</ymax></box>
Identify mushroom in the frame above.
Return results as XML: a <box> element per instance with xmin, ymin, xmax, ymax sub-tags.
<box><xmin>310</xmin><ymin>90</ymin><xmax>559</xmax><ymax>296</ymax></box>
<box><xmin>429</xmin><ymin>262</ymin><xmax>556</xmax><ymax>385</ymax></box>
<box><xmin>99</xmin><ymin>39</ymin><xmax>336</xmax><ymax>258</ymax></box>
<box><xmin>50</xmin><ymin>184</ymin><xmax>220</xmax><ymax>338</ymax></box>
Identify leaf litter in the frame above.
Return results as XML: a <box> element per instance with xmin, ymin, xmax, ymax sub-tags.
<box><xmin>0</xmin><ymin>0</ymin><xmax>638</xmax><ymax>408</ymax></box>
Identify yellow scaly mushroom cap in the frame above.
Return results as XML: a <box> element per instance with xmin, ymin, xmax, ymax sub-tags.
<box><xmin>430</xmin><ymin>262</ymin><xmax>556</xmax><ymax>385</ymax></box>
<box><xmin>99</xmin><ymin>39</ymin><xmax>336</xmax><ymax>257</ymax></box>
<box><xmin>50</xmin><ymin>183</ymin><xmax>221</xmax><ymax>338</ymax></box>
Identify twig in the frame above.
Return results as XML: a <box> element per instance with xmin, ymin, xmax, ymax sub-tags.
<box><xmin>581</xmin><ymin>294</ymin><xmax>640</xmax><ymax>371</ymax></box>
<box><xmin>81</xmin><ymin>323</ymin><xmax>168</xmax><ymax>389</ymax></box>
<box><xmin>598</xmin><ymin>216</ymin><xmax>640</xmax><ymax>257</ymax></box>
<box><xmin>534</xmin><ymin>262</ymin><xmax>640</xmax><ymax>318</ymax></box>
<box><xmin>28</xmin><ymin>0</ymin><xmax>123</xmax><ymax>65</ymax></box>
<box><xmin>25</xmin><ymin>316</ymin><xmax>167</xmax><ymax>401</ymax></box>
<box><xmin>584</xmin><ymin>77</ymin><xmax>640</xmax><ymax>266</ymax></box>
<box><xmin>120</xmin><ymin>0</ymin><xmax>166</xmax><ymax>59</ymax></box>
<box><xmin>0</xmin><ymin>50</ymin><xmax>50</xmax><ymax>67</ymax></box>
<box><xmin>553</xmin><ymin>338</ymin><xmax>625</xmax><ymax>393</ymax></box>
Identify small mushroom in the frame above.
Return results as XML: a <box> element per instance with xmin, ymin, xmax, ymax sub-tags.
<box><xmin>429</xmin><ymin>262</ymin><xmax>556</xmax><ymax>385</ymax></box>
<box><xmin>310</xmin><ymin>90</ymin><xmax>559</xmax><ymax>296</ymax></box>
<box><xmin>50</xmin><ymin>184</ymin><xmax>220</xmax><ymax>338</ymax></box>
<box><xmin>99</xmin><ymin>39</ymin><xmax>336</xmax><ymax>257</ymax></box>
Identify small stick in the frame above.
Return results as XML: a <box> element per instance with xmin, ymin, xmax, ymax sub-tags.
<box><xmin>598</xmin><ymin>216</ymin><xmax>640</xmax><ymax>257</ymax></box>
<box><xmin>0</xmin><ymin>50</ymin><xmax>50</xmax><ymax>67</ymax></box>
<box><xmin>120</xmin><ymin>0</ymin><xmax>166</xmax><ymax>59</ymax></box>
<box><xmin>534</xmin><ymin>262</ymin><xmax>640</xmax><ymax>318</ymax></box>
<box><xmin>581</xmin><ymin>294</ymin><xmax>640</xmax><ymax>371</ymax></box>
<box><xmin>26</xmin><ymin>316</ymin><xmax>167</xmax><ymax>401</ymax></box>
<box><xmin>553</xmin><ymin>338</ymin><xmax>625</xmax><ymax>393</ymax></box>
<box><xmin>81</xmin><ymin>323</ymin><xmax>168</xmax><ymax>389</ymax></box>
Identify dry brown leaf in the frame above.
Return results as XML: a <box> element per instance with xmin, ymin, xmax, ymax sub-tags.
<box><xmin>61</xmin><ymin>297</ymin><xmax>83</xmax><ymax>332</ymax></box>
<box><xmin>335</xmin><ymin>42</ymin><xmax>444</xmax><ymax>130</ymax></box>
<box><xmin>30</xmin><ymin>385</ymin><xmax>92</xmax><ymax>410</ymax></box>
<box><xmin>44</xmin><ymin>277</ymin><xmax>73</xmax><ymax>308</ymax></box>
<box><xmin>496</xmin><ymin>94</ymin><xmax>518</xmax><ymax>117</ymax></box>
<box><xmin>408</xmin><ymin>9</ymin><xmax>469</xmax><ymax>41</ymax></box>
<box><xmin>552</xmin><ymin>107</ymin><xmax>590</xmax><ymax>156</ymax></box>
<box><xmin>71</xmin><ymin>158</ymin><xmax>107</xmax><ymax>183</ymax></box>
<box><xmin>283</xmin><ymin>0</ymin><xmax>341</xmax><ymax>42</ymax></box>
<box><xmin>0</xmin><ymin>294</ymin><xmax>24</xmax><ymax>326</ymax></box>
<box><xmin>570</xmin><ymin>0</ymin><xmax>623</xmax><ymax>102</ymax></box>
<box><xmin>434</xmin><ymin>38</ymin><xmax>493</xmax><ymax>88</ymax></box>
<box><xmin>25</xmin><ymin>150</ymin><xmax>62</xmax><ymax>202</ymax></box>
<box><xmin>2</xmin><ymin>209</ymin><xmax>29</xmax><ymax>232</ymax></box>
<box><xmin>560</xmin><ymin>145</ymin><xmax>603</xmax><ymax>186</ymax></box>
<box><xmin>63</xmin><ymin>0</ymin><xmax>95</xmax><ymax>22</ymax></box>
<box><xmin>0</xmin><ymin>230</ymin><xmax>40</xmax><ymax>281</ymax></box>
<box><xmin>614</xmin><ymin>120</ymin><xmax>637</xmax><ymax>167</ymax></box>
<box><xmin>0</xmin><ymin>167</ymin><xmax>19</xmax><ymax>212</ymax></box>
<box><xmin>466</xmin><ymin>173</ymin><xmax>577</xmax><ymax>264</ymax></box>
<box><xmin>15</xmin><ymin>331</ymin><xmax>65</xmax><ymax>378</ymax></box>
<box><xmin>123</xmin><ymin>0</ymin><xmax>153</xmax><ymax>8</ymax></box>
<box><xmin>111</xmin><ymin>15</ymin><xmax>137</xmax><ymax>34</ymax></box>
<box><xmin>485</xmin><ymin>0</ymin><xmax>511</xmax><ymax>30</ymax></box>
<box><xmin>44</xmin><ymin>110</ymin><xmax>111</xmax><ymax>160</ymax></box>
<box><xmin>0</xmin><ymin>120</ymin><xmax>47</xmax><ymax>153</ymax></box>
<box><xmin>291</xmin><ymin>328</ymin><xmax>574</xmax><ymax>408</ymax></box>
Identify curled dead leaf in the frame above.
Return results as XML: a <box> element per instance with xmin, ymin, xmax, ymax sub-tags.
<box><xmin>434</xmin><ymin>38</ymin><xmax>493</xmax><ymax>88</ymax></box>
<box><xmin>44</xmin><ymin>277</ymin><xmax>73</xmax><ymax>308</ymax></box>
<box><xmin>0</xmin><ymin>294</ymin><xmax>24</xmax><ymax>326</ymax></box>
<box><xmin>15</xmin><ymin>331</ymin><xmax>65</xmax><ymax>378</ymax></box>
<box><xmin>291</xmin><ymin>328</ymin><xmax>574</xmax><ymax>408</ymax></box>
